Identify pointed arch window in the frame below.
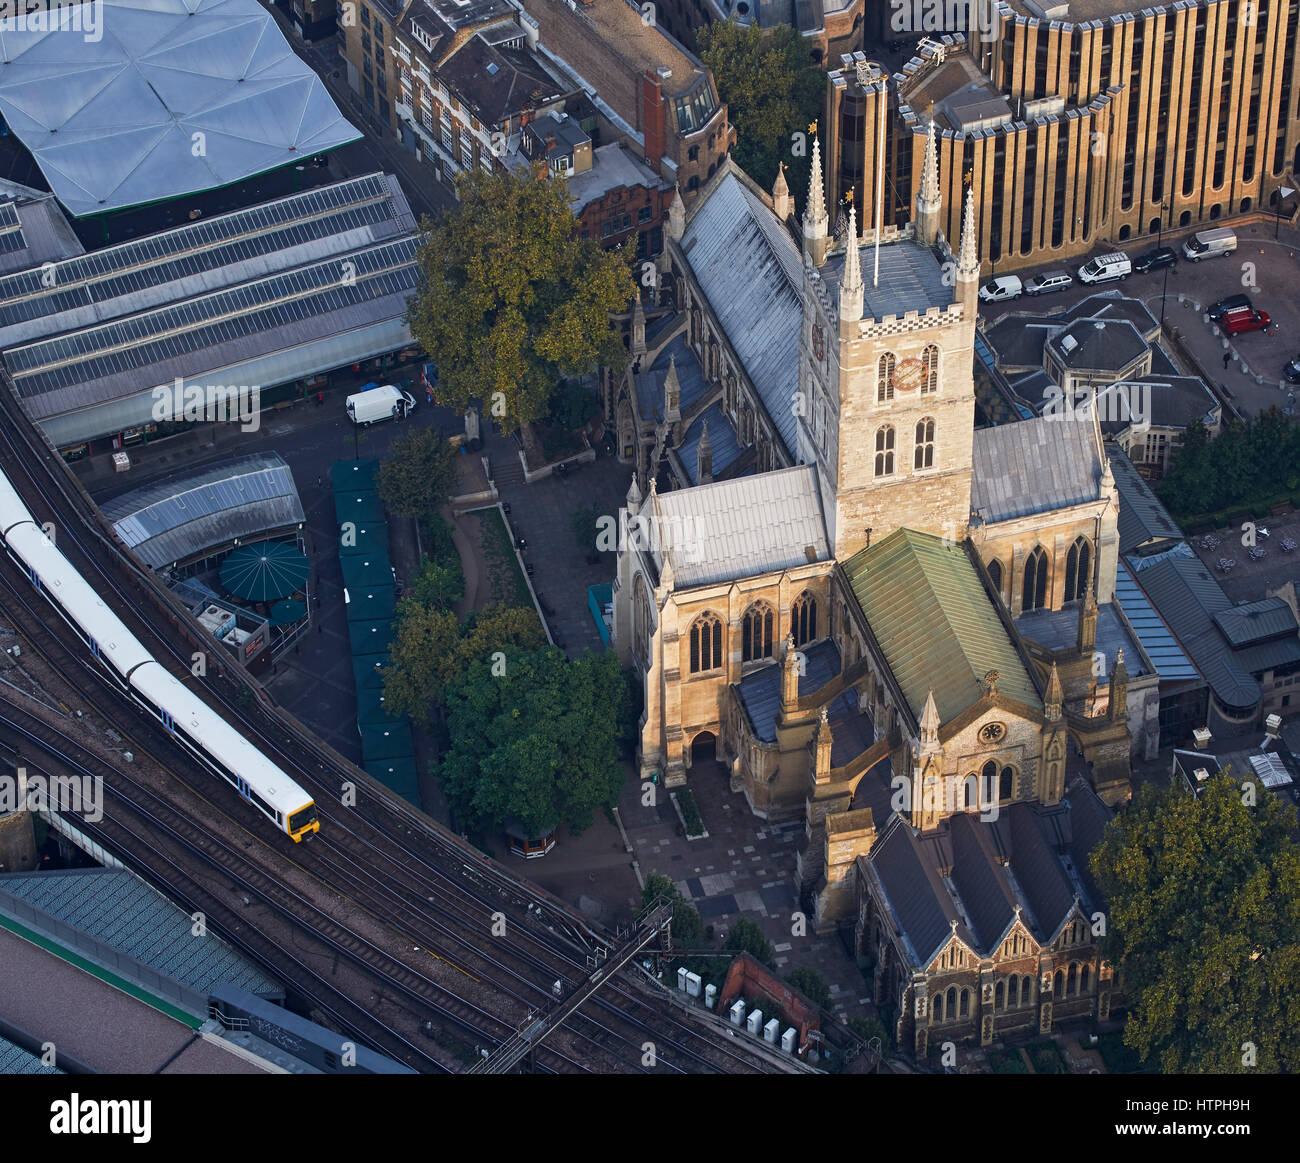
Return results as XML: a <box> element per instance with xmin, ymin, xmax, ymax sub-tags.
<box><xmin>921</xmin><ymin>343</ymin><xmax>939</xmax><ymax>394</ymax></box>
<box><xmin>1000</xmin><ymin>765</ymin><xmax>1015</xmax><ymax>800</ymax></box>
<box><xmin>914</xmin><ymin>417</ymin><xmax>935</xmax><ymax>469</ymax></box>
<box><xmin>877</xmin><ymin>353</ymin><xmax>896</xmax><ymax>402</ymax></box>
<box><xmin>962</xmin><ymin>773</ymin><xmax>979</xmax><ymax>810</ymax></box>
<box><xmin>1023</xmin><ymin>546</ymin><xmax>1048</xmax><ymax>612</ymax></box>
<box><xmin>982</xmin><ymin>759</ymin><xmax>998</xmax><ymax>805</ymax></box>
<box><xmin>874</xmin><ymin>426</ymin><xmax>895</xmax><ymax>477</ymax></box>
<box><xmin>742</xmin><ymin>602</ymin><xmax>774</xmax><ymax>661</ymax></box>
<box><xmin>1064</xmin><ymin>536</ymin><xmax>1092</xmax><ymax>604</ymax></box>
<box><xmin>987</xmin><ymin>557</ymin><xmax>1003</xmax><ymax>597</ymax></box>
<box><xmin>633</xmin><ymin>575</ymin><xmax>652</xmax><ymax>668</ymax></box>
<box><xmin>791</xmin><ymin>592</ymin><xmax>818</xmax><ymax>646</ymax></box>
<box><xmin>689</xmin><ymin>611</ymin><xmax>723</xmax><ymax>673</ymax></box>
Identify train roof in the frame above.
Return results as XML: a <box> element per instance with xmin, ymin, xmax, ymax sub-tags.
<box><xmin>5</xmin><ymin>523</ymin><xmax>155</xmax><ymax>676</ymax></box>
<box><xmin>129</xmin><ymin>661</ymin><xmax>312</xmax><ymax>817</ymax></box>
<box><xmin>0</xmin><ymin>467</ymin><xmax>37</xmax><ymax>535</ymax></box>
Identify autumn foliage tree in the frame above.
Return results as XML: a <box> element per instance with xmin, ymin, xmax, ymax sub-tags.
<box><xmin>1091</xmin><ymin>774</ymin><xmax>1300</xmax><ymax>1073</ymax></box>
<box><xmin>406</xmin><ymin>170</ymin><xmax>634</xmax><ymax>442</ymax></box>
<box><xmin>376</xmin><ymin>427</ymin><xmax>459</xmax><ymax>526</ymax></box>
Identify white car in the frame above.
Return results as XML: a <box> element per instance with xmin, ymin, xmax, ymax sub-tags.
<box><xmin>978</xmin><ymin>275</ymin><xmax>1023</xmax><ymax>303</ymax></box>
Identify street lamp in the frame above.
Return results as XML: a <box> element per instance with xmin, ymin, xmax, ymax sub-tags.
<box><xmin>1156</xmin><ymin>201</ymin><xmax>1169</xmax><ymax>250</ymax></box>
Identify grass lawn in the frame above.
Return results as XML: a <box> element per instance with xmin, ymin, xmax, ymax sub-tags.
<box><xmin>469</xmin><ymin>506</ymin><xmax>533</xmax><ymax>609</ymax></box>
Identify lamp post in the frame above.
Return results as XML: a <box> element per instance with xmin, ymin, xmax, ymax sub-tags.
<box><xmin>1156</xmin><ymin>200</ymin><xmax>1169</xmax><ymax>250</ymax></box>
<box><xmin>1160</xmin><ymin>261</ymin><xmax>1171</xmax><ymax>329</ymax></box>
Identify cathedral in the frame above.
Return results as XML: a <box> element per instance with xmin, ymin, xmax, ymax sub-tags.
<box><xmin>605</xmin><ymin>128</ymin><xmax>1135</xmax><ymax>1052</ymax></box>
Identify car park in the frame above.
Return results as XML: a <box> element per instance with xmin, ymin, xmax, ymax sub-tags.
<box><xmin>1131</xmin><ymin>247</ymin><xmax>1178</xmax><ymax>273</ymax></box>
<box><xmin>1077</xmin><ymin>251</ymin><xmax>1131</xmax><ymax>284</ymax></box>
<box><xmin>1208</xmin><ymin>293</ymin><xmax>1252</xmax><ymax>320</ymax></box>
<box><xmin>1025</xmin><ymin>271</ymin><xmax>1073</xmax><ymax>296</ymax></box>
<box><xmin>1220</xmin><ymin>307</ymin><xmax>1272</xmax><ymax>336</ymax></box>
<box><xmin>978</xmin><ymin>275</ymin><xmax>1023</xmax><ymax>302</ymax></box>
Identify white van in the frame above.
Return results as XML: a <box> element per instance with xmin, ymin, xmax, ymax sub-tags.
<box><xmin>1077</xmin><ymin>252</ymin><xmax>1131</xmax><ymax>284</ymax></box>
<box><xmin>346</xmin><ymin>384</ymin><xmax>416</xmax><ymax>425</ymax></box>
<box><xmin>1183</xmin><ymin>226</ymin><xmax>1237</xmax><ymax>262</ymax></box>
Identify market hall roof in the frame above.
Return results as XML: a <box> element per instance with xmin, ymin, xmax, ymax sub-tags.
<box><xmin>0</xmin><ymin>0</ymin><xmax>361</xmax><ymax>218</ymax></box>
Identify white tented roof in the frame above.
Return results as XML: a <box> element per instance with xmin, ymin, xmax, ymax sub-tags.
<box><xmin>0</xmin><ymin>0</ymin><xmax>361</xmax><ymax>217</ymax></box>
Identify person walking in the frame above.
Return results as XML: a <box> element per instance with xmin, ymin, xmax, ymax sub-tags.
<box><xmin>1223</xmin><ymin>350</ymin><xmax>1232</xmax><ymax>370</ymax></box>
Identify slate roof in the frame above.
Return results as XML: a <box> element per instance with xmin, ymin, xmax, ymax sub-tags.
<box><xmin>649</xmin><ymin>465</ymin><xmax>829</xmax><ymax>589</ymax></box>
<box><xmin>1016</xmin><ymin>601</ymin><xmax>1152</xmax><ymax>678</ymax></box>
<box><xmin>1107</xmin><ymin>444</ymin><xmax>1184</xmax><ymax>555</ymax></box>
<box><xmin>1113</xmin><ymin>559</ymin><xmax>1200</xmax><ymax>682</ymax></box>
<box><xmin>982</xmin><ymin>314</ymin><xmax>1063</xmax><ymax>370</ymax></box>
<box><xmin>970</xmin><ymin>415</ymin><xmax>1103</xmax><ymax>524</ymax></box>
<box><xmin>1097</xmin><ymin>375</ymin><xmax>1219</xmax><ymax>434</ymax></box>
<box><xmin>843</xmin><ymin>528</ymin><xmax>1040</xmax><ymax>723</ymax></box>
<box><xmin>1047</xmin><ymin>318</ymin><xmax>1148</xmax><ymax>372</ymax></box>
<box><xmin>679</xmin><ymin>167</ymin><xmax>803</xmax><ymax>457</ymax></box>
<box><xmin>101</xmin><ymin>453</ymin><xmax>305</xmax><ymax>571</ymax></box>
<box><xmin>1061</xmin><ymin>291</ymin><xmax>1159</xmax><ymax>336</ymax></box>
<box><xmin>440</xmin><ymin>37</ymin><xmax>570</xmax><ymax>127</ymax></box>
<box><xmin>679</xmin><ymin>403</ymin><xmax>742</xmax><ymax>485</ymax></box>
<box><xmin>821</xmin><ymin>235</ymin><xmax>954</xmax><ymax>324</ymax></box>
<box><xmin>635</xmin><ymin>332</ymin><xmax>707</xmax><ymax>422</ymax></box>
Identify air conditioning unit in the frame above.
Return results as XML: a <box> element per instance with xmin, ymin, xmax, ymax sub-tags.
<box><xmin>729</xmin><ymin>1000</ymin><xmax>746</xmax><ymax>1026</ymax></box>
<box><xmin>746</xmin><ymin>1008</ymin><xmax>763</xmax><ymax>1035</ymax></box>
<box><xmin>763</xmin><ymin>1017</ymin><xmax>780</xmax><ymax>1044</ymax></box>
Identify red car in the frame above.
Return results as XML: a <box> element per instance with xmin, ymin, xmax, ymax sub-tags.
<box><xmin>1221</xmin><ymin>307</ymin><xmax>1273</xmax><ymax>336</ymax></box>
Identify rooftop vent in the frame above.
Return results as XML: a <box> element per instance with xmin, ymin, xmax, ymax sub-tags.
<box><xmin>1060</xmin><ymin>334</ymin><xmax>1079</xmax><ymax>355</ymax></box>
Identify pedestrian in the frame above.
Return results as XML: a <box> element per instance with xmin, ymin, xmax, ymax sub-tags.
<box><xmin>1223</xmin><ymin>351</ymin><xmax>1232</xmax><ymax>370</ymax></box>
<box><xmin>316</xmin><ymin>390</ymin><xmax>324</xmax><ymax>406</ymax></box>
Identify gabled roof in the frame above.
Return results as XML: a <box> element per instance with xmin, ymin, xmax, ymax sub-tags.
<box><xmin>1114</xmin><ymin>559</ymin><xmax>1200</xmax><ymax>682</ymax></box>
<box><xmin>1107</xmin><ymin>444</ymin><xmax>1184</xmax><ymax>555</ymax></box>
<box><xmin>650</xmin><ymin>464</ymin><xmax>829</xmax><ymax>590</ymax></box>
<box><xmin>1213</xmin><ymin>597</ymin><xmax>1299</xmax><ymax>648</ymax></box>
<box><xmin>843</xmin><ymin>528</ymin><xmax>1040</xmax><ymax>723</ymax></box>
<box><xmin>679</xmin><ymin>167</ymin><xmax>803</xmax><ymax>457</ymax></box>
<box><xmin>971</xmin><ymin>415</ymin><xmax>1103</xmax><ymax>524</ymax></box>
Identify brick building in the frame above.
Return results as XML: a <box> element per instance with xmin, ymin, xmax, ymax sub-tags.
<box><xmin>828</xmin><ymin>0</ymin><xmax>1300</xmax><ymax>273</ymax></box>
<box><xmin>645</xmin><ymin>0</ymin><xmax>866</xmax><ymax>65</ymax></box>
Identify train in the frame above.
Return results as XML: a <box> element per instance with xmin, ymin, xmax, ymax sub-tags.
<box><xmin>0</xmin><ymin>467</ymin><xmax>319</xmax><ymax>842</ymax></box>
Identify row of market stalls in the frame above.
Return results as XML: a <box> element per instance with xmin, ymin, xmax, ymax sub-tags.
<box><xmin>333</xmin><ymin>458</ymin><xmax>419</xmax><ymax>805</ymax></box>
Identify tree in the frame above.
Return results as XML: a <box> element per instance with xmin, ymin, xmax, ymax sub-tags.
<box><xmin>377</xmin><ymin>428</ymin><xmax>459</xmax><ymax>525</ymax></box>
<box><xmin>435</xmin><ymin>647</ymin><xmax>629</xmax><ymax>837</ymax></box>
<box><xmin>725</xmin><ymin>917</ymin><xmax>774</xmax><ymax>966</ymax></box>
<box><xmin>406</xmin><ymin>170</ymin><xmax>634</xmax><ymax>442</ymax></box>
<box><xmin>643</xmin><ymin>873</ymin><xmax>705</xmax><ymax>949</ymax></box>
<box><xmin>547</xmin><ymin>379</ymin><xmax>597</xmax><ymax>431</ymax></box>
<box><xmin>405</xmin><ymin>554</ymin><xmax>464</xmax><ymax>612</ymax></box>
<box><xmin>1090</xmin><ymin>774</ymin><xmax>1300</xmax><ymax>1073</ymax></box>
<box><xmin>696</xmin><ymin>20</ymin><xmax>824</xmax><ymax>194</ymax></box>
<box><xmin>786</xmin><ymin>966</ymin><xmax>831</xmax><ymax>1010</ymax></box>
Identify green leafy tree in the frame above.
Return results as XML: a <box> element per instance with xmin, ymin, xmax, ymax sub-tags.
<box><xmin>381</xmin><ymin>603</ymin><xmax>460</xmax><ymax>727</ymax></box>
<box><xmin>547</xmin><ymin>379</ymin><xmax>597</xmax><ymax>430</ymax></box>
<box><xmin>643</xmin><ymin>872</ymin><xmax>705</xmax><ymax>949</ymax></box>
<box><xmin>571</xmin><ymin>505</ymin><xmax>611</xmax><ymax>557</ymax></box>
<box><xmin>786</xmin><ymin>966</ymin><xmax>831</xmax><ymax>1010</ymax></box>
<box><xmin>377</xmin><ymin>428</ymin><xmax>459</xmax><ymax>525</ymax></box>
<box><xmin>1090</xmin><ymin>774</ymin><xmax>1300</xmax><ymax>1073</ymax></box>
<box><xmin>725</xmin><ymin>917</ymin><xmax>774</xmax><ymax>966</ymax></box>
<box><xmin>407</xmin><ymin>170</ymin><xmax>634</xmax><ymax>445</ymax></box>
<box><xmin>406</xmin><ymin>554</ymin><xmax>465</xmax><ymax>612</ymax></box>
<box><xmin>435</xmin><ymin>648</ymin><xmax>628</xmax><ymax>837</ymax></box>
<box><xmin>696</xmin><ymin>20</ymin><xmax>824</xmax><ymax>193</ymax></box>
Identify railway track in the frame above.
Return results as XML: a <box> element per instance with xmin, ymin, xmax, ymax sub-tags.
<box><xmin>0</xmin><ymin>385</ymin><xmax>803</xmax><ymax>1074</ymax></box>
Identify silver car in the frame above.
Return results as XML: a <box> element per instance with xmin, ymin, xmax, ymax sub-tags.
<box><xmin>1025</xmin><ymin>271</ymin><xmax>1073</xmax><ymax>296</ymax></box>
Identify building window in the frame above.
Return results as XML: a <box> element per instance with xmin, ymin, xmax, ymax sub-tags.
<box><xmin>1023</xmin><ymin>546</ymin><xmax>1048</xmax><ymax>612</ymax></box>
<box><xmin>921</xmin><ymin>344</ymin><xmax>939</xmax><ymax>394</ymax></box>
<box><xmin>688</xmin><ymin>144</ymin><xmax>699</xmax><ymax>161</ymax></box>
<box><xmin>987</xmin><ymin>557</ymin><xmax>1003</xmax><ymax>596</ymax></box>
<box><xmin>373</xmin><ymin>21</ymin><xmax>384</xmax><ymax>46</ymax></box>
<box><xmin>874</xmin><ymin>425</ymin><xmax>895</xmax><ymax>476</ymax></box>
<box><xmin>999</xmin><ymin>765</ymin><xmax>1015</xmax><ymax>800</ymax></box>
<box><xmin>877</xmin><ymin>353</ymin><xmax>896</xmax><ymax>402</ymax></box>
<box><xmin>742</xmin><ymin>602</ymin><xmax>774</xmax><ymax>661</ymax></box>
<box><xmin>362</xmin><ymin>29</ymin><xmax>371</xmax><ymax>55</ymax></box>
<box><xmin>689</xmin><ymin>611</ymin><xmax>723</xmax><ymax>673</ymax></box>
<box><xmin>361</xmin><ymin>2</ymin><xmax>370</xmax><ymax>26</ymax></box>
<box><xmin>791</xmin><ymin>592</ymin><xmax>817</xmax><ymax>646</ymax></box>
<box><xmin>914</xmin><ymin>417</ymin><xmax>935</xmax><ymax>469</ymax></box>
<box><xmin>363</xmin><ymin>54</ymin><xmax>372</xmax><ymax>80</ymax></box>
<box><xmin>460</xmin><ymin>131</ymin><xmax>473</xmax><ymax>169</ymax></box>
<box><xmin>1064</xmin><ymin>536</ymin><xmax>1091</xmax><ymax>603</ymax></box>
<box><xmin>638</xmin><ymin>205</ymin><xmax>653</xmax><ymax>223</ymax></box>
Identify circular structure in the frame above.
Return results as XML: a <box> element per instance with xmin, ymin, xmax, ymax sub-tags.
<box><xmin>891</xmin><ymin>356</ymin><xmax>927</xmax><ymax>393</ymax></box>
<box><xmin>979</xmin><ymin>722</ymin><xmax>1007</xmax><ymax>744</ymax></box>
<box><xmin>220</xmin><ymin>541</ymin><xmax>309</xmax><ymax>602</ymax></box>
<box><xmin>812</xmin><ymin>323</ymin><xmax>825</xmax><ymax>363</ymax></box>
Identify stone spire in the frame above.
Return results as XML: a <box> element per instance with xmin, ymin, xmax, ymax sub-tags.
<box><xmin>1044</xmin><ymin>662</ymin><xmax>1063</xmax><ymax>722</ymax></box>
<box><xmin>772</xmin><ymin>161</ymin><xmax>794</xmax><ymax>221</ymax></box>
<box><xmin>958</xmin><ymin>185</ymin><xmax>979</xmax><ymax>276</ymax></box>
<box><xmin>631</xmin><ymin>289</ymin><xmax>646</xmax><ymax>357</ymax></box>
<box><xmin>663</xmin><ymin>355</ymin><xmax>680</xmax><ymax>423</ymax></box>
<box><xmin>1077</xmin><ymin>573</ymin><xmax>1098</xmax><ymax>656</ymax></box>
<box><xmin>914</xmin><ymin>117</ymin><xmax>941</xmax><ymax>246</ymax></box>
<box><xmin>667</xmin><ymin>184</ymin><xmax>686</xmax><ymax>242</ymax></box>
<box><xmin>839</xmin><ymin>204</ymin><xmax>863</xmax><ymax>326</ymax></box>
<box><xmin>697</xmin><ymin>419</ymin><xmax>713</xmax><ymax>484</ymax></box>
<box><xmin>920</xmin><ymin>688</ymin><xmax>940</xmax><ymax>754</ymax></box>
<box><xmin>626</xmin><ymin>472</ymin><xmax>642</xmax><ymax>516</ymax></box>
<box><xmin>803</xmin><ymin>132</ymin><xmax>830</xmax><ymax>267</ymax></box>
<box><xmin>781</xmin><ymin>634</ymin><xmax>801</xmax><ymax>711</ymax></box>
<box><xmin>1109</xmin><ymin>649</ymin><xmax>1129</xmax><ymax>723</ymax></box>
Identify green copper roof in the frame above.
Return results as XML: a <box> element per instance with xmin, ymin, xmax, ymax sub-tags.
<box><xmin>843</xmin><ymin>528</ymin><xmax>1040</xmax><ymax>725</ymax></box>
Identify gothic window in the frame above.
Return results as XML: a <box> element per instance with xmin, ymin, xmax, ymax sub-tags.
<box><xmin>1023</xmin><ymin>546</ymin><xmax>1048</xmax><ymax>612</ymax></box>
<box><xmin>742</xmin><ymin>602</ymin><xmax>774</xmax><ymax>661</ymax></box>
<box><xmin>1080</xmin><ymin>964</ymin><xmax>1091</xmax><ymax>993</ymax></box>
<box><xmin>1008</xmin><ymin>976</ymin><xmax>1019</xmax><ymax>1007</ymax></box>
<box><xmin>987</xmin><ymin>557</ymin><xmax>1003</xmax><ymax>597</ymax></box>
<box><xmin>921</xmin><ymin>343</ymin><xmax>939</xmax><ymax>394</ymax></box>
<box><xmin>877</xmin><ymin>353</ymin><xmax>896</xmax><ymax>402</ymax></box>
<box><xmin>982</xmin><ymin>759</ymin><xmax>998</xmax><ymax>804</ymax></box>
<box><xmin>633</xmin><ymin>575</ymin><xmax>652</xmax><ymax>668</ymax></box>
<box><xmin>791</xmin><ymin>592</ymin><xmax>818</xmax><ymax>646</ymax></box>
<box><xmin>1067</xmin><ymin>963</ymin><xmax>1079</xmax><ymax>996</ymax></box>
<box><xmin>946</xmin><ymin>986</ymin><xmax>957</xmax><ymax>1016</ymax></box>
<box><xmin>995</xmin><ymin>979</ymin><xmax>1005</xmax><ymax>1009</ymax></box>
<box><xmin>1064</xmin><ymin>536</ymin><xmax>1092</xmax><ymax>603</ymax></box>
<box><xmin>1054</xmin><ymin>969</ymin><xmax>1065</xmax><ymax>996</ymax></box>
<box><xmin>933</xmin><ymin>993</ymin><xmax>945</xmax><ymax>1021</ymax></box>
<box><xmin>914</xmin><ymin>417</ymin><xmax>935</xmax><ymax>469</ymax></box>
<box><xmin>874</xmin><ymin>426</ymin><xmax>895</xmax><ymax>477</ymax></box>
<box><xmin>689</xmin><ymin>611</ymin><xmax>723</xmax><ymax>673</ymax></box>
<box><xmin>1000</xmin><ymin>765</ymin><xmax>1015</xmax><ymax>800</ymax></box>
<box><xmin>959</xmin><ymin>988</ymin><xmax>970</xmax><ymax>1018</ymax></box>
<box><xmin>962</xmin><ymin>774</ymin><xmax>979</xmax><ymax>810</ymax></box>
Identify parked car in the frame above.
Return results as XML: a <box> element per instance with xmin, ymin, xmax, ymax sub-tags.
<box><xmin>1208</xmin><ymin>293</ymin><xmax>1253</xmax><ymax>320</ymax></box>
<box><xmin>1220</xmin><ymin>307</ymin><xmax>1272</xmax><ymax>336</ymax></box>
<box><xmin>1184</xmin><ymin>226</ymin><xmax>1237</xmax><ymax>262</ymax></box>
<box><xmin>1131</xmin><ymin>247</ymin><xmax>1178</xmax><ymax>273</ymax></box>
<box><xmin>1077</xmin><ymin>251</ymin><xmax>1131</xmax><ymax>284</ymax></box>
<box><xmin>978</xmin><ymin>274</ymin><xmax>1024</xmax><ymax>302</ymax></box>
<box><xmin>1283</xmin><ymin>355</ymin><xmax>1300</xmax><ymax>383</ymax></box>
<box><xmin>1025</xmin><ymin>271</ymin><xmax>1073</xmax><ymax>296</ymax></box>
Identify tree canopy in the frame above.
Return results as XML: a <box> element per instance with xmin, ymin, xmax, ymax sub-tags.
<box><xmin>435</xmin><ymin>647</ymin><xmax>630</xmax><ymax>837</ymax></box>
<box><xmin>725</xmin><ymin>916</ymin><xmax>774</xmax><ymax>967</ymax></box>
<box><xmin>1090</xmin><ymin>774</ymin><xmax>1300</xmax><ymax>1073</ymax></box>
<box><xmin>696</xmin><ymin>20</ymin><xmax>824</xmax><ymax>196</ymax></box>
<box><xmin>376</xmin><ymin>427</ymin><xmax>459</xmax><ymax>526</ymax></box>
<box><xmin>406</xmin><ymin>169</ymin><xmax>634</xmax><ymax>433</ymax></box>
<box><xmin>643</xmin><ymin>872</ymin><xmax>705</xmax><ymax>949</ymax></box>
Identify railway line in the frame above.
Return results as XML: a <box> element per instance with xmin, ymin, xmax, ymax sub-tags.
<box><xmin>0</xmin><ymin>386</ymin><xmax>803</xmax><ymax>1074</ymax></box>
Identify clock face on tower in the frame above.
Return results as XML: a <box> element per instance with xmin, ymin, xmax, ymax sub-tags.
<box><xmin>891</xmin><ymin>356</ymin><xmax>927</xmax><ymax>393</ymax></box>
<box><xmin>812</xmin><ymin>323</ymin><xmax>824</xmax><ymax>363</ymax></box>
